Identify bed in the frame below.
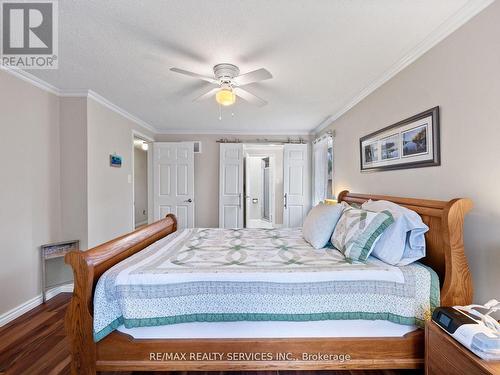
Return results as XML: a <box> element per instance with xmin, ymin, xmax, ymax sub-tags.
<box><xmin>64</xmin><ymin>191</ymin><xmax>473</xmax><ymax>374</ymax></box>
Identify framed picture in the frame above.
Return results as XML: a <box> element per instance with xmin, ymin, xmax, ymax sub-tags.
<box><xmin>360</xmin><ymin>106</ymin><xmax>440</xmax><ymax>172</ymax></box>
<box><xmin>110</xmin><ymin>154</ymin><xmax>122</xmax><ymax>168</ymax></box>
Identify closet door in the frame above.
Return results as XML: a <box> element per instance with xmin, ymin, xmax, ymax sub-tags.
<box><xmin>283</xmin><ymin>143</ymin><xmax>311</xmax><ymax>227</ymax></box>
<box><xmin>153</xmin><ymin>142</ymin><xmax>195</xmax><ymax>228</ymax></box>
<box><xmin>219</xmin><ymin>143</ymin><xmax>244</xmax><ymax>228</ymax></box>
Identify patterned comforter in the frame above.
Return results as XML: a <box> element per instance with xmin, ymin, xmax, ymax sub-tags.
<box><xmin>93</xmin><ymin>228</ymin><xmax>439</xmax><ymax>342</ymax></box>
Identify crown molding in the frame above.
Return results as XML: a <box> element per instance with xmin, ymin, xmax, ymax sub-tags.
<box><xmin>1</xmin><ymin>66</ymin><xmax>159</xmax><ymax>134</ymax></box>
<box><xmin>58</xmin><ymin>89</ymin><xmax>88</xmax><ymax>97</ymax></box>
<box><xmin>87</xmin><ymin>90</ymin><xmax>157</xmax><ymax>133</ymax></box>
<box><xmin>1</xmin><ymin>66</ymin><xmax>61</xmax><ymax>96</ymax></box>
<box><xmin>313</xmin><ymin>0</ymin><xmax>494</xmax><ymax>134</ymax></box>
<box><xmin>155</xmin><ymin>128</ymin><xmax>311</xmax><ymax>136</ymax></box>
<box><xmin>4</xmin><ymin>0</ymin><xmax>493</xmax><ymax>139</ymax></box>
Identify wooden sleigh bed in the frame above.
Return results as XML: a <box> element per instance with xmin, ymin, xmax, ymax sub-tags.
<box><xmin>64</xmin><ymin>191</ymin><xmax>473</xmax><ymax>374</ymax></box>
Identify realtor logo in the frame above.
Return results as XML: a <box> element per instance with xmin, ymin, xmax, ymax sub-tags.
<box><xmin>1</xmin><ymin>0</ymin><xmax>58</xmax><ymax>69</ymax></box>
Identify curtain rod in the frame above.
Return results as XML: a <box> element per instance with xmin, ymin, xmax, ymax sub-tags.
<box><xmin>313</xmin><ymin>130</ymin><xmax>334</xmax><ymax>144</ymax></box>
<box><xmin>216</xmin><ymin>137</ymin><xmax>307</xmax><ymax>144</ymax></box>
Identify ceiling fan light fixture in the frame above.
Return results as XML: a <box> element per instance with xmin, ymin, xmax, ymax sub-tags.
<box><xmin>215</xmin><ymin>89</ymin><xmax>236</xmax><ymax>106</ymax></box>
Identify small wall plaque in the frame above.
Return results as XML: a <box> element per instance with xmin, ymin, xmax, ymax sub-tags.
<box><xmin>110</xmin><ymin>154</ymin><xmax>122</xmax><ymax>168</ymax></box>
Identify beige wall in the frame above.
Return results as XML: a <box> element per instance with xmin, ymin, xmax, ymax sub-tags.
<box><xmin>134</xmin><ymin>146</ymin><xmax>148</xmax><ymax>226</ymax></box>
<box><xmin>86</xmin><ymin>98</ymin><xmax>154</xmax><ymax>248</ymax></box>
<box><xmin>155</xmin><ymin>134</ymin><xmax>309</xmax><ymax>227</ymax></box>
<box><xmin>0</xmin><ymin>73</ymin><xmax>156</xmax><ymax>317</ymax></box>
<box><xmin>0</xmin><ymin>70</ymin><xmax>61</xmax><ymax>314</ymax></box>
<box><xmin>60</xmin><ymin>97</ymin><xmax>88</xmax><ymax>249</ymax></box>
<box><xmin>319</xmin><ymin>2</ymin><xmax>500</xmax><ymax>305</ymax></box>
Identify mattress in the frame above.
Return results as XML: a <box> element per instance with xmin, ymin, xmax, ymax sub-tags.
<box><xmin>117</xmin><ymin>320</ymin><xmax>418</xmax><ymax>339</ymax></box>
<box><xmin>93</xmin><ymin>228</ymin><xmax>439</xmax><ymax>342</ymax></box>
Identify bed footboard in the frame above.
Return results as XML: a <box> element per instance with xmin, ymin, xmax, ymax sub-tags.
<box><xmin>64</xmin><ymin>214</ymin><xmax>177</xmax><ymax>375</ymax></box>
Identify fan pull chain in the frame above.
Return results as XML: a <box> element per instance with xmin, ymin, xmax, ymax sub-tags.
<box><xmin>219</xmin><ymin>104</ymin><xmax>222</xmax><ymax>121</ymax></box>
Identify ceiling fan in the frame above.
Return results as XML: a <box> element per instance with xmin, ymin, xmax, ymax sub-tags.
<box><xmin>170</xmin><ymin>63</ymin><xmax>272</xmax><ymax>107</ymax></box>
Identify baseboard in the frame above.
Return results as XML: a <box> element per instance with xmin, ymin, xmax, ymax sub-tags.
<box><xmin>135</xmin><ymin>220</ymin><xmax>148</xmax><ymax>228</ymax></box>
<box><xmin>0</xmin><ymin>295</ymin><xmax>43</xmax><ymax>327</ymax></box>
<box><xmin>44</xmin><ymin>284</ymin><xmax>74</xmax><ymax>301</ymax></box>
<box><xmin>0</xmin><ymin>283</ymin><xmax>74</xmax><ymax>327</ymax></box>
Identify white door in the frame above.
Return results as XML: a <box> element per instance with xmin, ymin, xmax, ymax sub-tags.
<box><xmin>219</xmin><ymin>143</ymin><xmax>244</xmax><ymax>228</ymax></box>
<box><xmin>153</xmin><ymin>142</ymin><xmax>195</xmax><ymax>228</ymax></box>
<box><xmin>283</xmin><ymin>143</ymin><xmax>311</xmax><ymax>227</ymax></box>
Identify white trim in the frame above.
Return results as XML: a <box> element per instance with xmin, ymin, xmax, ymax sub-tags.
<box><xmin>88</xmin><ymin>91</ymin><xmax>157</xmax><ymax>133</ymax></box>
<box><xmin>58</xmin><ymin>89</ymin><xmax>89</xmax><ymax>97</ymax></box>
<box><xmin>45</xmin><ymin>284</ymin><xmax>74</xmax><ymax>301</ymax></box>
<box><xmin>2</xmin><ymin>0</ymin><xmax>493</xmax><ymax>137</ymax></box>
<box><xmin>134</xmin><ymin>220</ymin><xmax>148</xmax><ymax>227</ymax></box>
<box><xmin>1</xmin><ymin>66</ymin><xmax>158</xmax><ymax>133</ymax></box>
<box><xmin>0</xmin><ymin>66</ymin><xmax>307</xmax><ymax>137</ymax></box>
<box><xmin>0</xmin><ymin>284</ymin><xmax>73</xmax><ymax>327</ymax></box>
<box><xmin>0</xmin><ymin>66</ymin><xmax>61</xmax><ymax>96</ymax></box>
<box><xmin>155</xmin><ymin>128</ymin><xmax>311</xmax><ymax>136</ymax></box>
<box><xmin>0</xmin><ymin>294</ymin><xmax>43</xmax><ymax>327</ymax></box>
<box><xmin>313</xmin><ymin>0</ymin><xmax>494</xmax><ymax>134</ymax></box>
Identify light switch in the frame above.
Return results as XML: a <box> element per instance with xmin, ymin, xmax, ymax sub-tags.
<box><xmin>127</xmin><ymin>174</ymin><xmax>132</xmax><ymax>183</ymax></box>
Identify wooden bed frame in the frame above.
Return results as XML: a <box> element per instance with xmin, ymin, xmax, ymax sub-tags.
<box><xmin>64</xmin><ymin>191</ymin><xmax>473</xmax><ymax>374</ymax></box>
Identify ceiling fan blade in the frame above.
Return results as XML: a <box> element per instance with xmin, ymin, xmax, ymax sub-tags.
<box><xmin>233</xmin><ymin>68</ymin><xmax>272</xmax><ymax>86</ymax></box>
<box><xmin>233</xmin><ymin>87</ymin><xmax>267</xmax><ymax>107</ymax></box>
<box><xmin>193</xmin><ymin>87</ymin><xmax>220</xmax><ymax>102</ymax></box>
<box><xmin>170</xmin><ymin>67</ymin><xmax>217</xmax><ymax>84</ymax></box>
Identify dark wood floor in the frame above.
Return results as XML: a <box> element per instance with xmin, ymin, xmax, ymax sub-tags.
<box><xmin>0</xmin><ymin>293</ymin><xmax>423</xmax><ymax>375</ymax></box>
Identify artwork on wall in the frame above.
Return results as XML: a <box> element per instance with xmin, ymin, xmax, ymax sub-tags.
<box><xmin>110</xmin><ymin>154</ymin><xmax>122</xmax><ymax>168</ymax></box>
<box><xmin>360</xmin><ymin>106</ymin><xmax>440</xmax><ymax>172</ymax></box>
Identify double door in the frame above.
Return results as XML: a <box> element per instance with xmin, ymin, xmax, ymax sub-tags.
<box><xmin>219</xmin><ymin>143</ymin><xmax>310</xmax><ymax>228</ymax></box>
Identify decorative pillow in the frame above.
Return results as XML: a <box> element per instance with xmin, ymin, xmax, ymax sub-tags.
<box><xmin>331</xmin><ymin>204</ymin><xmax>394</xmax><ymax>262</ymax></box>
<box><xmin>302</xmin><ymin>203</ymin><xmax>344</xmax><ymax>249</ymax></box>
<box><xmin>361</xmin><ymin>200</ymin><xmax>429</xmax><ymax>265</ymax></box>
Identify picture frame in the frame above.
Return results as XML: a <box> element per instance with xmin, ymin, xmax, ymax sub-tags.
<box><xmin>359</xmin><ymin>106</ymin><xmax>440</xmax><ymax>172</ymax></box>
<box><xmin>110</xmin><ymin>154</ymin><xmax>122</xmax><ymax>168</ymax></box>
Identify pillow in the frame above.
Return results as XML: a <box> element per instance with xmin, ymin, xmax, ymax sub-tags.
<box><xmin>361</xmin><ymin>200</ymin><xmax>429</xmax><ymax>265</ymax></box>
<box><xmin>302</xmin><ymin>203</ymin><xmax>344</xmax><ymax>249</ymax></box>
<box><xmin>331</xmin><ymin>203</ymin><xmax>394</xmax><ymax>262</ymax></box>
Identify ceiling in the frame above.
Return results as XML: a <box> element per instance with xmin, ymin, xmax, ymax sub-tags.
<box><xmin>29</xmin><ymin>0</ymin><xmax>488</xmax><ymax>134</ymax></box>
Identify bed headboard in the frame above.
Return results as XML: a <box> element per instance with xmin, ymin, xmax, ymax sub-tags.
<box><xmin>337</xmin><ymin>191</ymin><xmax>473</xmax><ymax>306</ymax></box>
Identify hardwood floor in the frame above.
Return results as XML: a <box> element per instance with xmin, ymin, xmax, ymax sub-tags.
<box><xmin>0</xmin><ymin>293</ymin><xmax>423</xmax><ymax>375</ymax></box>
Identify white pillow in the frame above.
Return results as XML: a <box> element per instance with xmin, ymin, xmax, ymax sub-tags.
<box><xmin>361</xmin><ymin>200</ymin><xmax>429</xmax><ymax>265</ymax></box>
<box><xmin>302</xmin><ymin>203</ymin><xmax>344</xmax><ymax>249</ymax></box>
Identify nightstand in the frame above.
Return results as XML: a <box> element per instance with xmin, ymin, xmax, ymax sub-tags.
<box><xmin>426</xmin><ymin>321</ymin><xmax>500</xmax><ymax>375</ymax></box>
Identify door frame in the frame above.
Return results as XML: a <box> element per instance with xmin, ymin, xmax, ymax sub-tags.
<box><xmin>244</xmin><ymin>152</ymin><xmax>276</xmax><ymax>228</ymax></box>
<box><xmin>131</xmin><ymin>130</ymin><xmax>154</xmax><ymax>229</ymax></box>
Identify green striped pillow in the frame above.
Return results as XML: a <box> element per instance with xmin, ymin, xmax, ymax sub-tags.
<box><xmin>331</xmin><ymin>205</ymin><xmax>394</xmax><ymax>262</ymax></box>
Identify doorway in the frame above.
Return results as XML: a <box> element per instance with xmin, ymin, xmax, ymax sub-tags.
<box><xmin>219</xmin><ymin>143</ymin><xmax>310</xmax><ymax>229</ymax></box>
<box><xmin>132</xmin><ymin>135</ymin><xmax>150</xmax><ymax>229</ymax></box>
<box><xmin>243</xmin><ymin>144</ymin><xmax>284</xmax><ymax>228</ymax></box>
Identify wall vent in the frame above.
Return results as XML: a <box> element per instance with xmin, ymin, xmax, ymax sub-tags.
<box><xmin>193</xmin><ymin>141</ymin><xmax>202</xmax><ymax>154</ymax></box>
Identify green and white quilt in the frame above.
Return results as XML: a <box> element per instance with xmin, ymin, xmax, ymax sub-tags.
<box><xmin>93</xmin><ymin>228</ymin><xmax>439</xmax><ymax>342</ymax></box>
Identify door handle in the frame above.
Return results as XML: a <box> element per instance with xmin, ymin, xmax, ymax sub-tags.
<box><xmin>238</xmin><ymin>193</ymin><xmax>243</xmax><ymax>209</ymax></box>
<box><xmin>184</xmin><ymin>198</ymin><xmax>193</xmax><ymax>203</ymax></box>
<box><xmin>284</xmin><ymin>193</ymin><xmax>288</xmax><ymax>209</ymax></box>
